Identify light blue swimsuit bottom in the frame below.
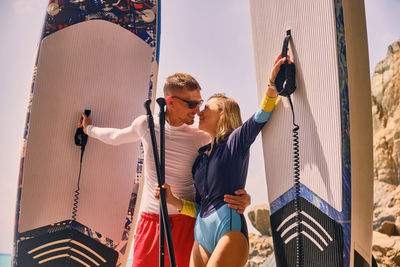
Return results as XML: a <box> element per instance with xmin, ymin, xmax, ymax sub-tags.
<box><xmin>194</xmin><ymin>204</ymin><xmax>248</xmax><ymax>254</ymax></box>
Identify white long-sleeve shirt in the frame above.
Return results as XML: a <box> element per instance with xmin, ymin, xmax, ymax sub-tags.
<box><xmin>87</xmin><ymin>115</ymin><xmax>210</xmax><ymax>214</ymax></box>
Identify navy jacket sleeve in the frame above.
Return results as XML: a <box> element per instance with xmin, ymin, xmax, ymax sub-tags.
<box><xmin>227</xmin><ymin>115</ymin><xmax>266</xmax><ymax>155</ymax></box>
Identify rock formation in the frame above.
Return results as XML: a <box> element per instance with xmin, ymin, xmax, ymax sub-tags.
<box><xmin>246</xmin><ymin>205</ymin><xmax>274</xmax><ymax>266</ymax></box>
<box><xmin>371</xmin><ymin>40</ymin><xmax>400</xmax><ymax>186</ymax></box>
<box><xmin>246</xmin><ymin>205</ymin><xmax>274</xmax><ymax>267</ymax></box>
<box><xmin>371</xmin><ymin>39</ymin><xmax>400</xmax><ymax>267</ymax></box>
<box><xmin>247</xmin><ymin>204</ymin><xmax>272</xmax><ymax>236</ymax></box>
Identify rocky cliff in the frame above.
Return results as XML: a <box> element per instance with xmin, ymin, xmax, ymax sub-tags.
<box><xmin>371</xmin><ymin>39</ymin><xmax>400</xmax><ymax>267</ymax></box>
<box><xmin>246</xmin><ymin>39</ymin><xmax>400</xmax><ymax>267</ymax></box>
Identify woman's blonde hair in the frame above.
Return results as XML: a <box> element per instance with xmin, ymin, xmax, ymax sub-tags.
<box><xmin>208</xmin><ymin>93</ymin><xmax>243</xmax><ymax>143</ymax></box>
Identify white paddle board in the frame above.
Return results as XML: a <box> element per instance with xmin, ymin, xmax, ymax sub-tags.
<box><xmin>250</xmin><ymin>0</ymin><xmax>373</xmax><ymax>266</ymax></box>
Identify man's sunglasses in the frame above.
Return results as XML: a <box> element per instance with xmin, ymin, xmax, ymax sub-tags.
<box><xmin>171</xmin><ymin>96</ymin><xmax>204</xmax><ymax>109</ymax></box>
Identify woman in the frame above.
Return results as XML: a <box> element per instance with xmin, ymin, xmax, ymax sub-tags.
<box><xmin>155</xmin><ymin>54</ymin><xmax>290</xmax><ymax>266</ymax></box>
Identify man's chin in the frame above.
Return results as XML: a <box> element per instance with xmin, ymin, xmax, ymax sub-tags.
<box><xmin>185</xmin><ymin>120</ymin><xmax>195</xmax><ymax>125</ymax></box>
<box><xmin>183</xmin><ymin>117</ymin><xmax>195</xmax><ymax>125</ymax></box>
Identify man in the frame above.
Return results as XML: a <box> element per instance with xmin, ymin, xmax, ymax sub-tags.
<box><xmin>80</xmin><ymin>73</ymin><xmax>250</xmax><ymax>267</ymax></box>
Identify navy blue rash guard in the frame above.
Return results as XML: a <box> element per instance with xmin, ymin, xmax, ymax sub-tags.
<box><xmin>192</xmin><ymin>114</ymin><xmax>267</xmax><ymax>218</ymax></box>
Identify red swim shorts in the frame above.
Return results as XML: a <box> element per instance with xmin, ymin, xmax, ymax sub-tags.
<box><xmin>132</xmin><ymin>212</ymin><xmax>196</xmax><ymax>267</ymax></box>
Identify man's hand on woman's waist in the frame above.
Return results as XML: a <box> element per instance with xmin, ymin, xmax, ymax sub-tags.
<box><xmin>224</xmin><ymin>189</ymin><xmax>251</xmax><ymax>215</ymax></box>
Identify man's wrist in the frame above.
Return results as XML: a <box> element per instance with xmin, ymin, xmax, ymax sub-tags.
<box><xmin>84</xmin><ymin>124</ymin><xmax>92</xmax><ymax>135</ymax></box>
<box><xmin>171</xmin><ymin>197</ymin><xmax>183</xmax><ymax>211</ymax></box>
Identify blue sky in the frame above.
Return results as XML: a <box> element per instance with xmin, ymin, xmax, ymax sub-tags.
<box><xmin>0</xmin><ymin>0</ymin><xmax>399</xmax><ymax>255</ymax></box>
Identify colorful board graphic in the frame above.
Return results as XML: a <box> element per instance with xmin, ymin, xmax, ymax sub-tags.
<box><xmin>250</xmin><ymin>0</ymin><xmax>373</xmax><ymax>266</ymax></box>
<box><xmin>13</xmin><ymin>1</ymin><xmax>160</xmax><ymax>266</ymax></box>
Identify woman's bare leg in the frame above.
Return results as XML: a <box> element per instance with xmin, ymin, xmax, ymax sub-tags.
<box><xmin>190</xmin><ymin>241</ymin><xmax>211</xmax><ymax>267</ymax></box>
<box><xmin>206</xmin><ymin>231</ymin><xmax>249</xmax><ymax>267</ymax></box>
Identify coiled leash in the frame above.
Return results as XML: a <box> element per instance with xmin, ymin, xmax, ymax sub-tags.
<box><xmin>275</xmin><ymin>30</ymin><xmax>303</xmax><ymax>267</ymax></box>
<box><xmin>72</xmin><ymin>109</ymin><xmax>91</xmax><ymax>221</ymax></box>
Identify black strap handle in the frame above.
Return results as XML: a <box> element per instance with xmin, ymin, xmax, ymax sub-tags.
<box><xmin>281</xmin><ymin>30</ymin><xmax>291</xmax><ymax>58</ymax></box>
<box><xmin>275</xmin><ymin>30</ymin><xmax>296</xmax><ymax>97</ymax></box>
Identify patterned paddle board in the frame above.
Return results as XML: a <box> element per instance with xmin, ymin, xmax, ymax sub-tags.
<box><xmin>13</xmin><ymin>1</ymin><xmax>160</xmax><ymax>266</ymax></box>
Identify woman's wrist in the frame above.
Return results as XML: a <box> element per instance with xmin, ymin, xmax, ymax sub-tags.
<box><xmin>266</xmin><ymin>77</ymin><xmax>277</xmax><ymax>97</ymax></box>
<box><xmin>266</xmin><ymin>87</ymin><xmax>278</xmax><ymax>98</ymax></box>
<box><xmin>268</xmin><ymin>77</ymin><xmax>275</xmax><ymax>86</ymax></box>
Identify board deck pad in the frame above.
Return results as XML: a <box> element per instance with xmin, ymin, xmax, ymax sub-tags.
<box><xmin>13</xmin><ymin>1</ymin><xmax>160</xmax><ymax>266</ymax></box>
<box><xmin>270</xmin><ymin>198</ymin><xmax>343</xmax><ymax>266</ymax></box>
<box><xmin>17</xmin><ymin>225</ymin><xmax>118</xmax><ymax>267</ymax></box>
<box><xmin>250</xmin><ymin>0</ymin><xmax>373</xmax><ymax>266</ymax></box>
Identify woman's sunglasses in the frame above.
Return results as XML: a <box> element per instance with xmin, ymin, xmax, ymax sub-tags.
<box><xmin>171</xmin><ymin>96</ymin><xmax>204</xmax><ymax>109</ymax></box>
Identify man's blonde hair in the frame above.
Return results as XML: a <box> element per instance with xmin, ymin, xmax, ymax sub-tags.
<box><xmin>208</xmin><ymin>93</ymin><xmax>243</xmax><ymax>143</ymax></box>
<box><xmin>163</xmin><ymin>73</ymin><xmax>201</xmax><ymax>96</ymax></box>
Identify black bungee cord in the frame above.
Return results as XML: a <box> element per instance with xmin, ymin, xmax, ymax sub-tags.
<box><xmin>72</xmin><ymin>109</ymin><xmax>91</xmax><ymax>221</ymax></box>
<box><xmin>275</xmin><ymin>30</ymin><xmax>303</xmax><ymax>267</ymax></box>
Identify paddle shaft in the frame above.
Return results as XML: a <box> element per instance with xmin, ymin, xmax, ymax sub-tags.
<box><xmin>144</xmin><ymin>99</ymin><xmax>176</xmax><ymax>267</ymax></box>
<box><xmin>158</xmin><ymin>98</ymin><xmax>166</xmax><ymax>267</ymax></box>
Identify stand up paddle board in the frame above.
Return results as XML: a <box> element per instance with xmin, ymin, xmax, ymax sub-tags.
<box><xmin>13</xmin><ymin>1</ymin><xmax>160</xmax><ymax>266</ymax></box>
<box><xmin>250</xmin><ymin>0</ymin><xmax>373</xmax><ymax>266</ymax></box>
